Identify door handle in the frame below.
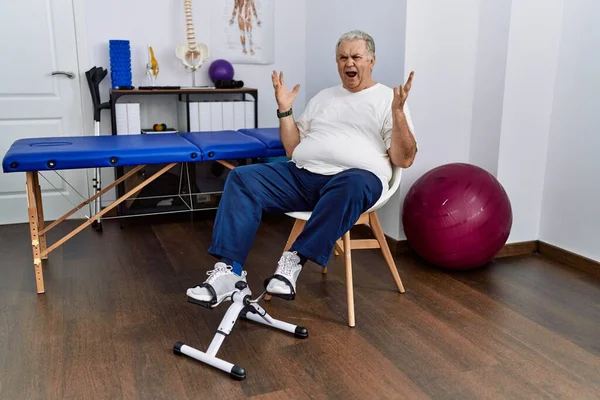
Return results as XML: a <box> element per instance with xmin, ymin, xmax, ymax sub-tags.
<box><xmin>51</xmin><ymin>71</ymin><xmax>76</xmax><ymax>79</ymax></box>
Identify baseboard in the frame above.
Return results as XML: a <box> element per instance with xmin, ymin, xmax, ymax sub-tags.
<box><xmin>388</xmin><ymin>237</ymin><xmax>599</xmax><ymax>277</ymax></box>
<box><xmin>538</xmin><ymin>241</ymin><xmax>600</xmax><ymax>277</ymax></box>
<box><xmin>390</xmin><ymin>239</ymin><xmax>539</xmax><ymax>258</ymax></box>
<box><xmin>494</xmin><ymin>241</ymin><xmax>539</xmax><ymax>258</ymax></box>
<box><xmin>395</xmin><ymin>239</ymin><xmax>413</xmax><ymax>255</ymax></box>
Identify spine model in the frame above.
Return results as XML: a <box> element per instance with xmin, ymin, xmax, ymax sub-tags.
<box><xmin>176</xmin><ymin>0</ymin><xmax>208</xmax><ymax>72</ymax></box>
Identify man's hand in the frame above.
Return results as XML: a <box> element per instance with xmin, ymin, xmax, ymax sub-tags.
<box><xmin>392</xmin><ymin>71</ymin><xmax>413</xmax><ymax>113</ymax></box>
<box><xmin>388</xmin><ymin>71</ymin><xmax>417</xmax><ymax>168</ymax></box>
<box><xmin>272</xmin><ymin>70</ymin><xmax>300</xmax><ymax>111</ymax></box>
<box><xmin>271</xmin><ymin>70</ymin><xmax>302</xmax><ymax>157</ymax></box>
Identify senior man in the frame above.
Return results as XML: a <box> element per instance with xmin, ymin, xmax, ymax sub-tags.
<box><xmin>187</xmin><ymin>30</ymin><xmax>417</xmax><ymax>307</ymax></box>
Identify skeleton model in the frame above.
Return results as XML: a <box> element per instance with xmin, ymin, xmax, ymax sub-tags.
<box><xmin>176</xmin><ymin>0</ymin><xmax>209</xmax><ymax>85</ymax></box>
<box><xmin>229</xmin><ymin>0</ymin><xmax>261</xmax><ymax>55</ymax></box>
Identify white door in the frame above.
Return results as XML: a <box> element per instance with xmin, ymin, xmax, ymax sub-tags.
<box><xmin>0</xmin><ymin>0</ymin><xmax>88</xmax><ymax>225</ymax></box>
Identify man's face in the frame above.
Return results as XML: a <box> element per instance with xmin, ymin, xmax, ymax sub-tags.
<box><xmin>336</xmin><ymin>39</ymin><xmax>375</xmax><ymax>92</ymax></box>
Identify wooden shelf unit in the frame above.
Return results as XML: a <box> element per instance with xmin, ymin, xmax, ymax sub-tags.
<box><xmin>108</xmin><ymin>87</ymin><xmax>259</xmax><ymax>217</ymax></box>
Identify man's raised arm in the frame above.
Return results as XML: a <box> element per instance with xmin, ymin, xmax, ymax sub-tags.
<box><xmin>272</xmin><ymin>71</ymin><xmax>301</xmax><ymax>157</ymax></box>
<box><xmin>389</xmin><ymin>71</ymin><xmax>417</xmax><ymax>168</ymax></box>
<box><xmin>278</xmin><ymin>111</ymin><xmax>301</xmax><ymax>158</ymax></box>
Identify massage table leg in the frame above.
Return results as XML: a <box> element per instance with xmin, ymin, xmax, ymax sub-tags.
<box><xmin>25</xmin><ymin>172</ymin><xmax>45</xmax><ymax>293</ymax></box>
<box><xmin>31</xmin><ymin>172</ymin><xmax>48</xmax><ymax>259</ymax></box>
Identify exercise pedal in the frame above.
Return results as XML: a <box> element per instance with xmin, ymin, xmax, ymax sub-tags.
<box><xmin>175</xmin><ymin>280</ymin><xmax>308</xmax><ymax>380</ymax></box>
<box><xmin>263</xmin><ymin>275</ymin><xmax>296</xmax><ymax>301</ymax></box>
<box><xmin>187</xmin><ymin>295</ymin><xmax>220</xmax><ymax>309</ymax></box>
<box><xmin>264</xmin><ymin>290</ymin><xmax>296</xmax><ymax>301</ymax></box>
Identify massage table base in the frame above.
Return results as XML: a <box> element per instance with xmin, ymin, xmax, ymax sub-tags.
<box><xmin>25</xmin><ymin>162</ymin><xmax>179</xmax><ymax>293</ymax></box>
<box><xmin>174</xmin><ymin>281</ymin><xmax>308</xmax><ymax>380</ymax></box>
<box><xmin>24</xmin><ymin>158</ymin><xmax>243</xmax><ymax>293</ymax></box>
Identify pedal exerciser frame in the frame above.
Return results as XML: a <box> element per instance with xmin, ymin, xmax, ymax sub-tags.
<box><xmin>174</xmin><ymin>281</ymin><xmax>308</xmax><ymax>380</ymax></box>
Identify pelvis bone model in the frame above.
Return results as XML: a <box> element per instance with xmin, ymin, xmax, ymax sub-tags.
<box><xmin>176</xmin><ymin>0</ymin><xmax>209</xmax><ymax>71</ymax></box>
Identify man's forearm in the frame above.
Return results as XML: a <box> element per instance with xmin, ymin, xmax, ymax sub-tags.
<box><xmin>389</xmin><ymin>110</ymin><xmax>417</xmax><ymax>168</ymax></box>
<box><xmin>279</xmin><ymin>114</ymin><xmax>301</xmax><ymax>157</ymax></box>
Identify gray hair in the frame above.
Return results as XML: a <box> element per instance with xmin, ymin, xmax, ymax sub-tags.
<box><xmin>336</xmin><ymin>30</ymin><xmax>376</xmax><ymax>58</ymax></box>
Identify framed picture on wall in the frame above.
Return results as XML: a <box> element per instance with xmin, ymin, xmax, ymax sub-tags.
<box><xmin>210</xmin><ymin>0</ymin><xmax>274</xmax><ymax>65</ymax></box>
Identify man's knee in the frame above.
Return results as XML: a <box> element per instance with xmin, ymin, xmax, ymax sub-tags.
<box><xmin>225</xmin><ymin>163</ymin><xmax>286</xmax><ymax>194</ymax></box>
<box><xmin>225</xmin><ymin>164</ymin><xmax>260</xmax><ymax>185</ymax></box>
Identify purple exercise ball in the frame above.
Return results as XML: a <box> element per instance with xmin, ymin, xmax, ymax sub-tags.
<box><xmin>402</xmin><ymin>163</ymin><xmax>512</xmax><ymax>270</ymax></box>
<box><xmin>208</xmin><ymin>59</ymin><xmax>234</xmax><ymax>83</ymax></box>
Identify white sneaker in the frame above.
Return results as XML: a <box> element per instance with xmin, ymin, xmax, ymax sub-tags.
<box><xmin>187</xmin><ymin>262</ymin><xmax>247</xmax><ymax>307</ymax></box>
<box><xmin>265</xmin><ymin>251</ymin><xmax>303</xmax><ymax>300</ymax></box>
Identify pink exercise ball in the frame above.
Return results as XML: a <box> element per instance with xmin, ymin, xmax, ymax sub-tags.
<box><xmin>402</xmin><ymin>163</ymin><xmax>512</xmax><ymax>270</ymax></box>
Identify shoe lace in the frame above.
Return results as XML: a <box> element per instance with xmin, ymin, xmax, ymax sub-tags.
<box><xmin>277</xmin><ymin>252</ymin><xmax>300</xmax><ymax>276</ymax></box>
<box><xmin>205</xmin><ymin>263</ymin><xmax>232</xmax><ymax>284</ymax></box>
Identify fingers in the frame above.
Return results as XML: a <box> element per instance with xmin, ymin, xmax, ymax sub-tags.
<box><xmin>272</xmin><ymin>70</ymin><xmax>300</xmax><ymax>94</ymax></box>
<box><xmin>272</xmin><ymin>70</ymin><xmax>286</xmax><ymax>87</ymax></box>
<box><xmin>392</xmin><ymin>71</ymin><xmax>415</xmax><ymax>103</ymax></box>
<box><xmin>404</xmin><ymin>71</ymin><xmax>414</xmax><ymax>93</ymax></box>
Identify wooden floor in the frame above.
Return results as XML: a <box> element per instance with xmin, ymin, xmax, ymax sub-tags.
<box><xmin>1</xmin><ymin>214</ymin><xmax>600</xmax><ymax>400</ymax></box>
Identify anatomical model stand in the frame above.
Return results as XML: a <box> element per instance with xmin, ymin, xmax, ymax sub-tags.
<box><xmin>173</xmin><ymin>280</ymin><xmax>308</xmax><ymax>380</ymax></box>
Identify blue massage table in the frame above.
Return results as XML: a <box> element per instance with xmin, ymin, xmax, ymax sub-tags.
<box><xmin>2</xmin><ymin>128</ymin><xmax>284</xmax><ymax>294</ymax></box>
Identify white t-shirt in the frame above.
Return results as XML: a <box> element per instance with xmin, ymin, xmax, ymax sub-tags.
<box><xmin>292</xmin><ymin>83</ymin><xmax>415</xmax><ymax>192</ymax></box>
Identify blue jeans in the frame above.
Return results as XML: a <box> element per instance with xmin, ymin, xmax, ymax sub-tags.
<box><xmin>208</xmin><ymin>161</ymin><xmax>383</xmax><ymax>267</ymax></box>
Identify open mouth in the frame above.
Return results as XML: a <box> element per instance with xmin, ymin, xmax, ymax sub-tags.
<box><xmin>345</xmin><ymin>71</ymin><xmax>357</xmax><ymax>78</ymax></box>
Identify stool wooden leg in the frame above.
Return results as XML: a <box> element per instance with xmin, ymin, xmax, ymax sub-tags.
<box><xmin>267</xmin><ymin>219</ymin><xmax>307</xmax><ymax>301</ymax></box>
<box><xmin>26</xmin><ymin>172</ymin><xmax>44</xmax><ymax>294</ymax></box>
<box><xmin>369</xmin><ymin>212</ymin><xmax>405</xmax><ymax>293</ymax></box>
<box><xmin>330</xmin><ymin>239</ymin><xmax>345</xmax><ymax>274</ymax></box>
<box><xmin>334</xmin><ymin>238</ymin><xmax>343</xmax><ymax>258</ymax></box>
<box><xmin>343</xmin><ymin>231</ymin><xmax>355</xmax><ymax>327</ymax></box>
<box><xmin>284</xmin><ymin>219</ymin><xmax>306</xmax><ymax>251</ymax></box>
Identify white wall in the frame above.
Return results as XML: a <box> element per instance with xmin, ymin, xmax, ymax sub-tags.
<box><xmin>468</xmin><ymin>0</ymin><xmax>512</xmax><ymax>176</ymax></box>
<box><xmin>79</xmin><ymin>0</ymin><xmax>306</xmax><ymax>203</ymax></box>
<box><xmin>304</xmin><ymin>0</ymin><xmax>408</xmax><ymax>238</ymax></box>
<box><xmin>397</xmin><ymin>0</ymin><xmax>598</xmax><ymax>260</ymax></box>
<box><xmin>83</xmin><ymin>0</ymin><xmax>307</xmax><ymax>129</ymax></box>
<box><xmin>394</xmin><ymin>0</ymin><xmax>481</xmax><ymax>239</ymax></box>
<box><xmin>304</xmin><ymin>0</ymin><xmax>407</xmax><ymax>102</ymax></box>
<box><xmin>73</xmin><ymin>0</ymin><xmax>599</xmax><ymax>261</ymax></box>
<box><xmin>539</xmin><ymin>0</ymin><xmax>600</xmax><ymax>262</ymax></box>
<box><xmin>496</xmin><ymin>0</ymin><xmax>564</xmax><ymax>243</ymax></box>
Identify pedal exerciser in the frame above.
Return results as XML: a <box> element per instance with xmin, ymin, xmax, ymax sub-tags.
<box><xmin>173</xmin><ymin>280</ymin><xmax>308</xmax><ymax>380</ymax></box>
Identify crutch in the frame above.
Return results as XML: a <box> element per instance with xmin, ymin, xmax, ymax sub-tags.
<box><xmin>85</xmin><ymin>66</ymin><xmax>111</xmax><ymax>232</ymax></box>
